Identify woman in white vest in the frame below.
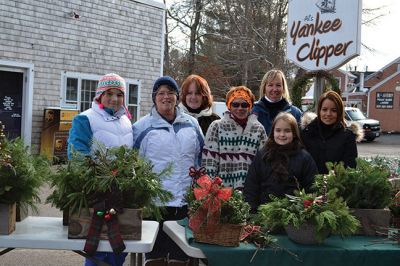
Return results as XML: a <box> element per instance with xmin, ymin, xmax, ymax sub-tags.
<box><xmin>68</xmin><ymin>73</ymin><xmax>132</xmax><ymax>266</ymax></box>
<box><xmin>68</xmin><ymin>73</ymin><xmax>133</xmax><ymax>157</ymax></box>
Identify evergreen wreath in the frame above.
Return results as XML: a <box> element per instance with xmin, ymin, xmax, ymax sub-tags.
<box><xmin>291</xmin><ymin>71</ymin><xmax>340</xmax><ymax>109</ymax></box>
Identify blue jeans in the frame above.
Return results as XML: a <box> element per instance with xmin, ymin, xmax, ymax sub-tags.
<box><xmin>84</xmin><ymin>251</ymin><xmax>127</xmax><ymax>266</ymax></box>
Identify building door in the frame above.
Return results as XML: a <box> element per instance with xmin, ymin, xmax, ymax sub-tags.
<box><xmin>0</xmin><ymin>70</ymin><xmax>23</xmax><ymax>140</ymax></box>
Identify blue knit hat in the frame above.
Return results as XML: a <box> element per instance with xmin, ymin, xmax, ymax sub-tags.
<box><xmin>152</xmin><ymin>76</ymin><xmax>179</xmax><ymax>103</ymax></box>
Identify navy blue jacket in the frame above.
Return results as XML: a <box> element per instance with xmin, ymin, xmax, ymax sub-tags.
<box><xmin>252</xmin><ymin>99</ymin><xmax>302</xmax><ymax>135</ymax></box>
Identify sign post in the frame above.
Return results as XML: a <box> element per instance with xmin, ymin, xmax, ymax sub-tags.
<box><xmin>286</xmin><ymin>0</ymin><xmax>362</xmax><ymax>103</ymax></box>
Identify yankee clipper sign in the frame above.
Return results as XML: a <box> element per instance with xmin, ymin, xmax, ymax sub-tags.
<box><xmin>287</xmin><ymin>0</ymin><xmax>362</xmax><ymax>71</ymax></box>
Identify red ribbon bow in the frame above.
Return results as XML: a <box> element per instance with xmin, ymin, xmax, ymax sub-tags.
<box><xmin>189</xmin><ymin>166</ymin><xmax>207</xmax><ymax>188</ymax></box>
<box><xmin>189</xmin><ymin>175</ymin><xmax>232</xmax><ymax>233</ymax></box>
<box><xmin>240</xmin><ymin>225</ymin><xmax>261</xmax><ymax>241</ymax></box>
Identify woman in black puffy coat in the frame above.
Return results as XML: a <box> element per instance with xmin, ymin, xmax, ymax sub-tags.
<box><xmin>301</xmin><ymin>91</ymin><xmax>363</xmax><ymax>174</ymax></box>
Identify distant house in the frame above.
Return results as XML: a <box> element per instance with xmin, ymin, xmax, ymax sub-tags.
<box><xmin>0</xmin><ymin>0</ymin><xmax>165</xmax><ymax>153</ymax></box>
<box><xmin>363</xmin><ymin>57</ymin><xmax>400</xmax><ymax>132</ymax></box>
<box><xmin>333</xmin><ymin>57</ymin><xmax>400</xmax><ymax>133</ymax></box>
<box><xmin>345</xmin><ymin>70</ymin><xmax>375</xmax><ymax>113</ymax></box>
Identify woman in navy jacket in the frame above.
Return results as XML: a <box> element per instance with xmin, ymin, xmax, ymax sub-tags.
<box><xmin>252</xmin><ymin>69</ymin><xmax>302</xmax><ymax>135</ymax></box>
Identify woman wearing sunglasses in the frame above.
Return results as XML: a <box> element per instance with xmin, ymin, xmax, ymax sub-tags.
<box><xmin>202</xmin><ymin>86</ymin><xmax>267</xmax><ymax>189</ymax></box>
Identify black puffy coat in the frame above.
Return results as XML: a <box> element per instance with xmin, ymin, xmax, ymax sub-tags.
<box><xmin>198</xmin><ymin>113</ymin><xmax>220</xmax><ymax>135</ymax></box>
<box><xmin>301</xmin><ymin>118</ymin><xmax>358</xmax><ymax>174</ymax></box>
<box><xmin>244</xmin><ymin>147</ymin><xmax>317</xmax><ymax>213</ymax></box>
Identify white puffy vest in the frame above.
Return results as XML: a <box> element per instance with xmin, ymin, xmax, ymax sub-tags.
<box><xmin>82</xmin><ymin>105</ymin><xmax>133</xmax><ymax>149</ymax></box>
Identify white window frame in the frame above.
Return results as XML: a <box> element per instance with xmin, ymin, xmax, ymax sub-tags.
<box><xmin>0</xmin><ymin>60</ymin><xmax>34</xmax><ymax>146</ymax></box>
<box><xmin>60</xmin><ymin>72</ymin><xmax>141</xmax><ymax>120</ymax></box>
<box><xmin>126</xmin><ymin>80</ymin><xmax>141</xmax><ymax>122</ymax></box>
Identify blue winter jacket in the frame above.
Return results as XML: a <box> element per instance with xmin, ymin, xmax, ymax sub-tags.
<box><xmin>251</xmin><ymin>99</ymin><xmax>302</xmax><ymax>135</ymax></box>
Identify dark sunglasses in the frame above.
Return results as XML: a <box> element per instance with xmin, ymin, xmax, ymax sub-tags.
<box><xmin>231</xmin><ymin>102</ymin><xmax>250</xmax><ymax>108</ymax></box>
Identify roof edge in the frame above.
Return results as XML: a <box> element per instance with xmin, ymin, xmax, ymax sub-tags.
<box><xmin>369</xmin><ymin>71</ymin><xmax>400</xmax><ymax>93</ymax></box>
<box><xmin>364</xmin><ymin>56</ymin><xmax>400</xmax><ymax>83</ymax></box>
<box><xmin>131</xmin><ymin>0</ymin><xmax>165</xmax><ymax>10</ymax></box>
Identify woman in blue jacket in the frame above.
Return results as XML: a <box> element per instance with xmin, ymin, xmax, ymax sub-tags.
<box><xmin>252</xmin><ymin>69</ymin><xmax>302</xmax><ymax>135</ymax></box>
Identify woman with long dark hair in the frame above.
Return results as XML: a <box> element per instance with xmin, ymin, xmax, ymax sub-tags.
<box><xmin>301</xmin><ymin>90</ymin><xmax>363</xmax><ymax>174</ymax></box>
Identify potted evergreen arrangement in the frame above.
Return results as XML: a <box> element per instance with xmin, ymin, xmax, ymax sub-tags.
<box><xmin>46</xmin><ymin>144</ymin><xmax>172</xmax><ymax>241</ymax></box>
<box><xmin>0</xmin><ymin>121</ymin><xmax>50</xmax><ymax>234</ymax></box>
<box><xmin>187</xmin><ymin>172</ymin><xmax>250</xmax><ymax>247</ymax></box>
<box><xmin>257</xmin><ymin>184</ymin><xmax>359</xmax><ymax>245</ymax></box>
<box><xmin>315</xmin><ymin>158</ymin><xmax>393</xmax><ymax>236</ymax></box>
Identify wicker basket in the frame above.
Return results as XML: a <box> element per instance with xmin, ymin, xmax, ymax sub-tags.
<box><xmin>193</xmin><ymin>223</ymin><xmax>243</xmax><ymax>247</ymax></box>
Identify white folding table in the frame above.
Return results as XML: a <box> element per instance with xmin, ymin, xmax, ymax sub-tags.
<box><xmin>163</xmin><ymin>221</ymin><xmax>206</xmax><ymax>259</ymax></box>
<box><xmin>0</xmin><ymin>216</ymin><xmax>159</xmax><ymax>266</ymax></box>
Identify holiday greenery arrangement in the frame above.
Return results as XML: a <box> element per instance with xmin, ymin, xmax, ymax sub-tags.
<box><xmin>187</xmin><ymin>175</ymin><xmax>250</xmax><ymax>226</ymax></box>
<box><xmin>183</xmin><ymin>170</ymin><xmax>300</xmax><ymax>261</ymax></box>
<box><xmin>0</xmin><ymin>121</ymin><xmax>50</xmax><ymax>211</ymax></box>
<box><xmin>316</xmin><ymin>159</ymin><xmax>393</xmax><ymax>209</ymax></box>
<box><xmin>46</xmin><ymin>144</ymin><xmax>172</xmax><ymax>220</ymax></box>
<box><xmin>186</xmin><ymin>172</ymin><xmax>250</xmax><ymax>246</ymax></box>
<box><xmin>257</xmin><ymin>183</ymin><xmax>359</xmax><ymax>244</ymax></box>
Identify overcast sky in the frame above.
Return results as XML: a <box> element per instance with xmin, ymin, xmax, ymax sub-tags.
<box><xmin>345</xmin><ymin>0</ymin><xmax>400</xmax><ymax>71</ymax></box>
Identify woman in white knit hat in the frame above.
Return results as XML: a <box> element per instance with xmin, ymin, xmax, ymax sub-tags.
<box><xmin>68</xmin><ymin>73</ymin><xmax>132</xmax><ymax>266</ymax></box>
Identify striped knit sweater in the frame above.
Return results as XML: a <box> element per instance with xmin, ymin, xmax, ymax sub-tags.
<box><xmin>202</xmin><ymin>112</ymin><xmax>267</xmax><ymax>188</ymax></box>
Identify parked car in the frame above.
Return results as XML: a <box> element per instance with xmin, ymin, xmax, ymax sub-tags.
<box><xmin>212</xmin><ymin>101</ymin><xmax>228</xmax><ymax>118</ymax></box>
<box><xmin>344</xmin><ymin>107</ymin><xmax>381</xmax><ymax>142</ymax></box>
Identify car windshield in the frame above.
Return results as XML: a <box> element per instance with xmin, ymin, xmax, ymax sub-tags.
<box><xmin>346</xmin><ymin>109</ymin><xmax>367</xmax><ymax>121</ymax></box>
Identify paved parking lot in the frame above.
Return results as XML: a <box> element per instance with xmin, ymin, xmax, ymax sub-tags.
<box><xmin>357</xmin><ymin>133</ymin><xmax>400</xmax><ymax>158</ymax></box>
